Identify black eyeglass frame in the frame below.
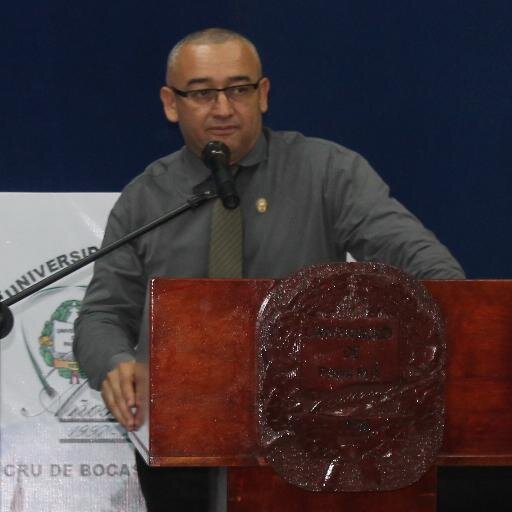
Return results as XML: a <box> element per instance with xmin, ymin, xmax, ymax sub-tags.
<box><xmin>170</xmin><ymin>77</ymin><xmax>264</xmax><ymax>100</ymax></box>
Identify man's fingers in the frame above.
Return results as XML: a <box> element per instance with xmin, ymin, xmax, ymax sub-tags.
<box><xmin>118</xmin><ymin>361</ymin><xmax>136</xmax><ymax>408</ymax></box>
<box><xmin>101</xmin><ymin>362</ymin><xmax>137</xmax><ymax>430</ymax></box>
<box><xmin>101</xmin><ymin>380</ymin><xmax>125</xmax><ymax>426</ymax></box>
<box><xmin>102</xmin><ymin>379</ymin><xmax>134</xmax><ymax>430</ymax></box>
<box><xmin>101</xmin><ymin>383</ymin><xmax>128</xmax><ymax>428</ymax></box>
<box><xmin>133</xmin><ymin>362</ymin><xmax>147</xmax><ymax>429</ymax></box>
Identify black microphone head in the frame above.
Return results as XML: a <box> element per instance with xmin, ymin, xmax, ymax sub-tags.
<box><xmin>201</xmin><ymin>140</ymin><xmax>231</xmax><ymax>168</ymax></box>
<box><xmin>201</xmin><ymin>141</ymin><xmax>239</xmax><ymax>209</ymax></box>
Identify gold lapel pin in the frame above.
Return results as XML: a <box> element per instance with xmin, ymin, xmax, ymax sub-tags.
<box><xmin>255</xmin><ymin>197</ymin><xmax>268</xmax><ymax>213</ymax></box>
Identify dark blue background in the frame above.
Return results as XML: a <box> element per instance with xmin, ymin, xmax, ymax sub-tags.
<box><xmin>2</xmin><ymin>1</ymin><xmax>511</xmax><ymax>279</ymax></box>
<box><xmin>1</xmin><ymin>2</ymin><xmax>512</xmax><ymax>507</ymax></box>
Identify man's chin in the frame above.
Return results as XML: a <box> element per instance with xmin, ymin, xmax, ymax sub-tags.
<box><xmin>207</xmin><ymin>127</ymin><xmax>239</xmax><ymax>138</ymax></box>
<box><xmin>197</xmin><ymin>132</ymin><xmax>253</xmax><ymax>163</ymax></box>
<box><xmin>204</xmin><ymin>130</ymin><xmax>241</xmax><ymax>151</ymax></box>
<box><xmin>203</xmin><ymin>133</ymin><xmax>242</xmax><ymax>156</ymax></box>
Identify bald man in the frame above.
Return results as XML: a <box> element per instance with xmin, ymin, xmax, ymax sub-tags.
<box><xmin>74</xmin><ymin>28</ymin><xmax>464</xmax><ymax>511</ymax></box>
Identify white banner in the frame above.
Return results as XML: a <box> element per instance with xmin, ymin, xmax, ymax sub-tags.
<box><xmin>0</xmin><ymin>193</ymin><xmax>146</xmax><ymax>512</ymax></box>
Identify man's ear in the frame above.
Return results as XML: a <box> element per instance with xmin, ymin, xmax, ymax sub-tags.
<box><xmin>160</xmin><ymin>86</ymin><xmax>179</xmax><ymax>123</ymax></box>
<box><xmin>258</xmin><ymin>77</ymin><xmax>270</xmax><ymax>114</ymax></box>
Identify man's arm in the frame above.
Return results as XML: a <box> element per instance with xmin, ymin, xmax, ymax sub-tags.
<box><xmin>73</xmin><ymin>197</ymin><xmax>147</xmax><ymax>429</ymax></box>
<box><xmin>326</xmin><ymin>152</ymin><xmax>465</xmax><ymax>279</ymax></box>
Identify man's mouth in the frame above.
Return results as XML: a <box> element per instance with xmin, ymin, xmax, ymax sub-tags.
<box><xmin>207</xmin><ymin>126</ymin><xmax>239</xmax><ymax>136</ymax></box>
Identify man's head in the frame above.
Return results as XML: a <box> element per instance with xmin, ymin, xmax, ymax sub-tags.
<box><xmin>160</xmin><ymin>28</ymin><xmax>270</xmax><ymax>164</ymax></box>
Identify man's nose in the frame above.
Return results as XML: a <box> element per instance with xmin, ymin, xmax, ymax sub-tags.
<box><xmin>211</xmin><ymin>91</ymin><xmax>234</xmax><ymax>116</ymax></box>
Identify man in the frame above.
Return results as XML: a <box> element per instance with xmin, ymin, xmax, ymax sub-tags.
<box><xmin>74</xmin><ymin>28</ymin><xmax>464</xmax><ymax>511</ymax></box>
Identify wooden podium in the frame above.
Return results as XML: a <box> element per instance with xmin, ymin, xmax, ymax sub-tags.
<box><xmin>130</xmin><ymin>270</ymin><xmax>512</xmax><ymax>512</ymax></box>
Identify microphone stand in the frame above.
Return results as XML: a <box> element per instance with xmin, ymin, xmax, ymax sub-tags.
<box><xmin>0</xmin><ymin>189</ymin><xmax>216</xmax><ymax>339</ymax></box>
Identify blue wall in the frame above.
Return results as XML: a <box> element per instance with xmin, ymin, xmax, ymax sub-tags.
<box><xmin>2</xmin><ymin>1</ymin><xmax>511</xmax><ymax>278</ymax></box>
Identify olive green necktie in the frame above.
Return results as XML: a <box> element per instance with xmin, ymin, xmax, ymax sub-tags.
<box><xmin>207</xmin><ymin>170</ymin><xmax>242</xmax><ymax>509</ymax></box>
<box><xmin>208</xmin><ymin>169</ymin><xmax>243</xmax><ymax>278</ymax></box>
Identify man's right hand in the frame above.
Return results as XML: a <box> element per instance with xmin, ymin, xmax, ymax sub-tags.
<box><xmin>100</xmin><ymin>360</ymin><xmax>139</xmax><ymax>431</ymax></box>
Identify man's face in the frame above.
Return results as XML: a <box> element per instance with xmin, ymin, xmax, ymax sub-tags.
<box><xmin>160</xmin><ymin>40</ymin><xmax>270</xmax><ymax>164</ymax></box>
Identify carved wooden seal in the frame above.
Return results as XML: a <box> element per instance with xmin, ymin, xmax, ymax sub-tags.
<box><xmin>256</xmin><ymin>262</ymin><xmax>445</xmax><ymax>492</ymax></box>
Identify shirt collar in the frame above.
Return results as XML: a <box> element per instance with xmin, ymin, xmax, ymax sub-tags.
<box><xmin>182</xmin><ymin>131</ymin><xmax>268</xmax><ymax>177</ymax></box>
<box><xmin>237</xmin><ymin>131</ymin><xmax>268</xmax><ymax>168</ymax></box>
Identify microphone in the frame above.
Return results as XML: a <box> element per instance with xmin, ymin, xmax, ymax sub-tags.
<box><xmin>201</xmin><ymin>141</ymin><xmax>240</xmax><ymax>209</ymax></box>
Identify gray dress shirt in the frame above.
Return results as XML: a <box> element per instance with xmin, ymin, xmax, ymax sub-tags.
<box><xmin>74</xmin><ymin>128</ymin><xmax>464</xmax><ymax>390</ymax></box>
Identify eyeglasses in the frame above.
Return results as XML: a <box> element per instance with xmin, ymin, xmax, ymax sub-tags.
<box><xmin>170</xmin><ymin>78</ymin><xmax>264</xmax><ymax>105</ymax></box>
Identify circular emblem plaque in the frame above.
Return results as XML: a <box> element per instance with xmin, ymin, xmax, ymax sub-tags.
<box><xmin>256</xmin><ymin>262</ymin><xmax>445</xmax><ymax>492</ymax></box>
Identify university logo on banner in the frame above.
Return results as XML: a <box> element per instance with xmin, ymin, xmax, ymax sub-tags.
<box><xmin>15</xmin><ymin>285</ymin><xmax>124</xmax><ymax>442</ymax></box>
<box><xmin>0</xmin><ymin>193</ymin><xmax>146</xmax><ymax>512</ymax></box>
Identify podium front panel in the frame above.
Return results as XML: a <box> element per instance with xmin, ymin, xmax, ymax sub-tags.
<box><xmin>143</xmin><ymin>278</ymin><xmax>272</xmax><ymax>466</ymax></box>
<box><xmin>130</xmin><ymin>276</ymin><xmax>512</xmax><ymax>470</ymax></box>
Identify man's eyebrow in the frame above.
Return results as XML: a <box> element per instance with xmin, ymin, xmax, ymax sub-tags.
<box><xmin>186</xmin><ymin>78</ymin><xmax>211</xmax><ymax>87</ymax></box>
<box><xmin>226</xmin><ymin>75</ymin><xmax>252</xmax><ymax>84</ymax></box>
<box><xmin>185</xmin><ymin>75</ymin><xmax>253</xmax><ymax>87</ymax></box>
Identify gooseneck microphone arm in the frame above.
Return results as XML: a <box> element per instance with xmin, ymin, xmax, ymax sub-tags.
<box><xmin>0</xmin><ymin>139</ymin><xmax>239</xmax><ymax>340</ymax></box>
<box><xmin>0</xmin><ymin>188</ymin><xmax>217</xmax><ymax>340</ymax></box>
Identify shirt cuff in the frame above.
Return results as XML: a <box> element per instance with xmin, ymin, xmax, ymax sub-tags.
<box><xmin>107</xmin><ymin>353</ymin><xmax>136</xmax><ymax>373</ymax></box>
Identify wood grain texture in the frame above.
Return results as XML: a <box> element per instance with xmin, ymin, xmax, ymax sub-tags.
<box><xmin>147</xmin><ymin>278</ymin><xmax>271</xmax><ymax>465</ymax></box>
<box><xmin>424</xmin><ymin>280</ymin><xmax>512</xmax><ymax>464</ymax></box>
<box><xmin>141</xmin><ymin>277</ymin><xmax>512</xmax><ymax>511</ymax></box>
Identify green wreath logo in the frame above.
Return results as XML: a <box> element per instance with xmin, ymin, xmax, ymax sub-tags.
<box><xmin>38</xmin><ymin>299</ymin><xmax>86</xmax><ymax>380</ymax></box>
